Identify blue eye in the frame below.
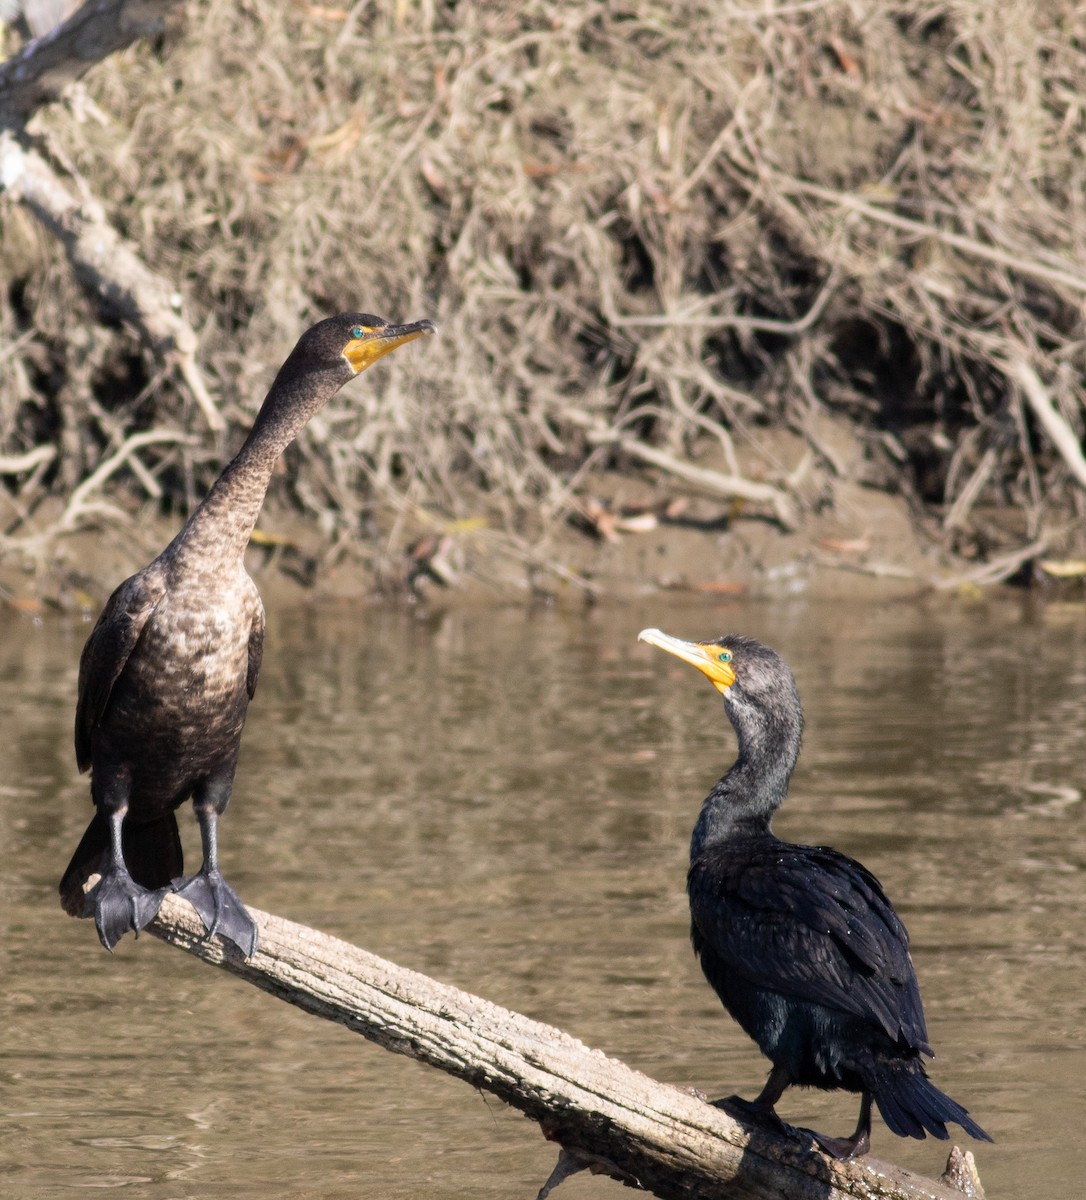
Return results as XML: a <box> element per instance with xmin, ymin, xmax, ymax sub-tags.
<box><xmin>350</xmin><ymin>325</ymin><xmax>364</xmax><ymax>339</ymax></box>
<box><xmin>719</xmin><ymin>651</ymin><xmax>732</xmax><ymax>663</ymax></box>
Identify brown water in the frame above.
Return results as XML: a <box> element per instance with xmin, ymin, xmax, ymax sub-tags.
<box><xmin>3</xmin><ymin>593</ymin><xmax>1085</xmax><ymax>1197</ymax></box>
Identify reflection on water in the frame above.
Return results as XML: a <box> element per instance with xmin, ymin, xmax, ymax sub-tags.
<box><xmin>3</xmin><ymin>594</ymin><xmax>1086</xmax><ymax>1197</ymax></box>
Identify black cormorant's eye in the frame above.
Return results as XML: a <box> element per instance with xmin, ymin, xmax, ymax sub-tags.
<box><xmin>350</xmin><ymin>325</ymin><xmax>364</xmax><ymax>339</ymax></box>
<box><xmin>719</xmin><ymin>651</ymin><xmax>732</xmax><ymax>663</ymax></box>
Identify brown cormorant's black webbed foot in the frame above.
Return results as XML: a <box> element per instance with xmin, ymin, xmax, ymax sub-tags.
<box><xmin>173</xmin><ymin>868</ymin><xmax>258</xmax><ymax>957</ymax></box>
<box><xmin>85</xmin><ymin>866</ymin><xmax>169</xmax><ymax>951</ymax></box>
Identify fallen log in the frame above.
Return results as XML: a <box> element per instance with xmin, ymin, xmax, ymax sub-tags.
<box><xmin>145</xmin><ymin>892</ymin><xmax>985</xmax><ymax>1200</ymax></box>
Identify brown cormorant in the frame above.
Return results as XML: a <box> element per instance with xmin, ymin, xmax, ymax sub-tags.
<box><xmin>638</xmin><ymin>628</ymin><xmax>991</xmax><ymax>1159</ymax></box>
<box><xmin>60</xmin><ymin>313</ymin><xmax>435</xmax><ymax>957</ymax></box>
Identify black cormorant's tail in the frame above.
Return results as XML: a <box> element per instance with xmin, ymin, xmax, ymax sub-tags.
<box><xmin>872</xmin><ymin>1058</ymin><xmax>992</xmax><ymax>1144</ymax></box>
<box><xmin>59</xmin><ymin>810</ymin><xmax>183</xmax><ymax>916</ymax></box>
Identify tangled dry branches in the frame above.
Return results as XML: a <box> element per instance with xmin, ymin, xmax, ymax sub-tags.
<box><xmin>2</xmin><ymin>0</ymin><xmax>1085</xmax><ymax>588</ymax></box>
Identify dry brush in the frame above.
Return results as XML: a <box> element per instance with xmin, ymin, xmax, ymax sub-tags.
<box><xmin>3</xmin><ymin>1</ymin><xmax>1086</xmax><ymax>593</ymax></box>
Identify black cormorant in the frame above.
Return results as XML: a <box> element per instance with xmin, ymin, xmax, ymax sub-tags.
<box><xmin>60</xmin><ymin>313</ymin><xmax>435</xmax><ymax>956</ymax></box>
<box><xmin>638</xmin><ymin>628</ymin><xmax>991</xmax><ymax>1159</ymax></box>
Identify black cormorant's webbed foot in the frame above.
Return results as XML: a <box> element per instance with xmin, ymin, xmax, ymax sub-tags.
<box><xmin>717</xmin><ymin>1094</ymin><xmax>815</xmax><ymax>1148</ymax></box>
<box><xmin>715</xmin><ymin>1093</ymin><xmax>790</xmax><ymax>1136</ymax></box>
<box><xmin>173</xmin><ymin>868</ymin><xmax>258</xmax><ymax>958</ymax></box>
<box><xmin>804</xmin><ymin>1129</ymin><xmax>870</xmax><ymax>1160</ymax></box>
<box><xmin>85</xmin><ymin>866</ymin><xmax>169</xmax><ymax>951</ymax></box>
<box><xmin>799</xmin><ymin>1093</ymin><xmax>873</xmax><ymax>1160</ymax></box>
<box><xmin>714</xmin><ymin>1065</ymin><xmax>796</xmax><ymax>1138</ymax></box>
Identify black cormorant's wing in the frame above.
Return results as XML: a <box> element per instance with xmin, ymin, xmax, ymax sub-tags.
<box><xmin>689</xmin><ymin>839</ymin><xmax>930</xmax><ymax>1052</ymax></box>
<box><xmin>74</xmin><ymin>567</ymin><xmax>167</xmax><ymax>772</ymax></box>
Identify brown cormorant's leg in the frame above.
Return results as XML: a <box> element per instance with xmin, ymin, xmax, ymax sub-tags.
<box><xmin>173</xmin><ymin>805</ymin><xmax>258</xmax><ymax>958</ymax></box>
<box><xmin>85</xmin><ymin>803</ymin><xmax>169</xmax><ymax>950</ymax></box>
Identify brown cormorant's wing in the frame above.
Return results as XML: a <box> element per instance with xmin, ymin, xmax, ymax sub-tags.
<box><xmin>246</xmin><ymin>598</ymin><xmax>266</xmax><ymax>700</ymax></box>
<box><xmin>689</xmin><ymin>840</ymin><xmax>931</xmax><ymax>1053</ymax></box>
<box><xmin>74</xmin><ymin>567</ymin><xmax>167</xmax><ymax>772</ymax></box>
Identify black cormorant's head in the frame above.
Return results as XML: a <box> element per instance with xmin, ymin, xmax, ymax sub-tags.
<box><xmin>637</xmin><ymin>630</ymin><xmax>801</xmax><ymax>734</ymax></box>
<box><xmin>638</xmin><ymin>630</ymin><xmax>804</xmax><ymax>809</ymax></box>
<box><xmin>638</xmin><ymin>628</ymin><xmax>739</xmax><ymax>694</ymax></box>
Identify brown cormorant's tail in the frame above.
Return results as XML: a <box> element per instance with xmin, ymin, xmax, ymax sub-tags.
<box><xmin>59</xmin><ymin>811</ymin><xmax>183</xmax><ymax>916</ymax></box>
<box><xmin>872</xmin><ymin>1059</ymin><xmax>992</xmax><ymax>1144</ymax></box>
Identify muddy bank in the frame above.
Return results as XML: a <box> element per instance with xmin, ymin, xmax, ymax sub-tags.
<box><xmin>1</xmin><ymin>415</ymin><xmax>1042</xmax><ymax>618</ymax></box>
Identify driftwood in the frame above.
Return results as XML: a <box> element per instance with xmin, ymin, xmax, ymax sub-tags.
<box><xmin>0</xmin><ymin>135</ymin><xmax>223</xmax><ymax>429</ymax></box>
<box><xmin>0</xmin><ymin>0</ymin><xmax>184</xmax><ymax>127</ymax></box>
<box><xmin>0</xmin><ymin>0</ymin><xmax>222</xmax><ymax>429</ymax></box>
<box><xmin>146</xmin><ymin>892</ymin><xmax>985</xmax><ymax>1200</ymax></box>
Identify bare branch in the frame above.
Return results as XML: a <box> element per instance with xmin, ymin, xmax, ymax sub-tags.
<box><xmin>0</xmin><ymin>444</ymin><xmax>55</xmax><ymax>474</ymax></box>
<box><xmin>931</xmin><ymin>536</ymin><xmax>1050</xmax><ymax>590</ymax></box>
<box><xmin>776</xmin><ymin>177</ymin><xmax>1086</xmax><ymax>299</ymax></box>
<box><xmin>613</xmin><ymin>269</ymin><xmax>839</xmax><ymax>334</ymax></box>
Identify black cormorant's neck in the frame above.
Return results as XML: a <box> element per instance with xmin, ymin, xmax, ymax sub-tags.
<box><xmin>691</xmin><ymin>685</ymin><xmax>803</xmax><ymax>857</ymax></box>
<box><xmin>167</xmin><ymin>359</ymin><xmax>349</xmax><ymax>573</ymax></box>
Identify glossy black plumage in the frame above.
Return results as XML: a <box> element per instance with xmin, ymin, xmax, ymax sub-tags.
<box><xmin>639</xmin><ymin>629</ymin><xmax>991</xmax><ymax>1158</ymax></box>
<box><xmin>60</xmin><ymin>313</ymin><xmax>434</xmax><ymax>955</ymax></box>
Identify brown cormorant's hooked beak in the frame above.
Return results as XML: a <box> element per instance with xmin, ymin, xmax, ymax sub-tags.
<box><xmin>343</xmin><ymin>318</ymin><xmax>436</xmax><ymax>374</ymax></box>
<box><xmin>638</xmin><ymin>627</ymin><xmax>736</xmax><ymax>694</ymax></box>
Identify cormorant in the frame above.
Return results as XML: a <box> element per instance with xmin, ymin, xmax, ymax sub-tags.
<box><xmin>637</xmin><ymin>628</ymin><xmax>991</xmax><ymax>1159</ymax></box>
<box><xmin>60</xmin><ymin>313</ymin><xmax>435</xmax><ymax>957</ymax></box>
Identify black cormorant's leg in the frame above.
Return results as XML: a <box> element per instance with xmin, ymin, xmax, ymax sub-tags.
<box><xmin>716</xmin><ymin>1064</ymin><xmax>793</xmax><ymax>1136</ymax></box>
<box><xmin>86</xmin><ymin>804</ymin><xmax>169</xmax><ymax>950</ymax></box>
<box><xmin>173</xmin><ymin>804</ymin><xmax>258</xmax><ymax>957</ymax></box>
<box><xmin>803</xmin><ymin>1092</ymin><xmax>873</xmax><ymax>1160</ymax></box>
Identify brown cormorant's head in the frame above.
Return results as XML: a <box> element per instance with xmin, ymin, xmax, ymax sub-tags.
<box><xmin>252</xmin><ymin>312</ymin><xmax>436</xmax><ymax>447</ymax></box>
<box><xmin>339</xmin><ymin>314</ymin><xmax>437</xmax><ymax>374</ymax></box>
<box><xmin>285</xmin><ymin>312</ymin><xmax>436</xmax><ymax>377</ymax></box>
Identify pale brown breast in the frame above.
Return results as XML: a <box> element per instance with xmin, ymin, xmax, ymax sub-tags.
<box><xmin>92</xmin><ymin>567</ymin><xmax>263</xmax><ymax>811</ymax></box>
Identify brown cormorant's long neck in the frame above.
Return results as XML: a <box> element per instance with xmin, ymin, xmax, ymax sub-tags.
<box><xmin>690</xmin><ymin>688</ymin><xmax>803</xmax><ymax>858</ymax></box>
<box><xmin>167</xmin><ymin>360</ymin><xmax>346</xmax><ymax>573</ymax></box>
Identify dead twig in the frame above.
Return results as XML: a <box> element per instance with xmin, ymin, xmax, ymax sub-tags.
<box><xmin>58</xmin><ymin>429</ymin><xmax>190</xmax><ymax>532</ymax></box>
<box><xmin>775</xmin><ymin>176</ymin><xmax>1086</xmax><ymax>298</ymax></box>
<box><xmin>931</xmin><ymin>536</ymin><xmax>1051</xmax><ymax>591</ymax></box>
<box><xmin>0</xmin><ymin>444</ymin><xmax>56</xmax><ymax>474</ymax></box>
<box><xmin>943</xmin><ymin>446</ymin><xmax>999</xmax><ymax>532</ymax></box>
<box><xmin>613</xmin><ymin>267</ymin><xmax>839</xmax><ymax>334</ymax></box>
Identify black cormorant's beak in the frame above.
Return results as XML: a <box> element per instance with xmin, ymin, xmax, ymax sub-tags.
<box><xmin>638</xmin><ymin>628</ymin><xmax>736</xmax><ymax>694</ymax></box>
<box><xmin>343</xmin><ymin>318</ymin><xmax>436</xmax><ymax>374</ymax></box>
